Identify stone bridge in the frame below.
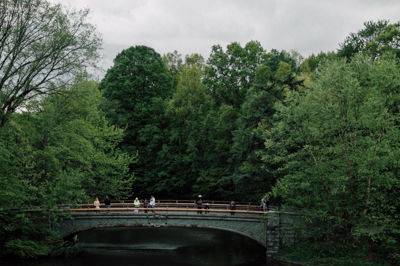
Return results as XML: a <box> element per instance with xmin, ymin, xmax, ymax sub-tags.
<box><xmin>59</xmin><ymin>206</ymin><xmax>296</xmax><ymax>258</ymax></box>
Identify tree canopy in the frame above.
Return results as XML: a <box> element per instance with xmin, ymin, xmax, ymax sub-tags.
<box><xmin>264</xmin><ymin>55</ymin><xmax>400</xmax><ymax>263</ymax></box>
<box><xmin>100</xmin><ymin>45</ymin><xmax>173</xmax><ymax>196</ymax></box>
<box><xmin>0</xmin><ymin>9</ymin><xmax>399</xmax><ymax>264</ymax></box>
<box><xmin>0</xmin><ymin>0</ymin><xmax>101</xmax><ymax>126</ymax></box>
<box><xmin>0</xmin><ymin>81</ymin><xmax>132</xmax><ymax>257</ymax></box>
<box><xmin>338</xmin><ymin>20</ymin><xmax>400</xmax><ymax>60</ymax></box>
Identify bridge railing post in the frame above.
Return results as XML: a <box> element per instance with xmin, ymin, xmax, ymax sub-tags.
<box><xmin>266</xmin><ymin>211</ymin><xmax>280</xmax><ymax>260</ymax></box>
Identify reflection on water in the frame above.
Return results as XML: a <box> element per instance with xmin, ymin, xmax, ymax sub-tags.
<box><xmin>3</xmin><ymin>226</ymin><xmax>274</xmax><ymax>266</ymax></box>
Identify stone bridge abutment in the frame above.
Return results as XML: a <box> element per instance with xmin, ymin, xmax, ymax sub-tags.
<box><xmin>59</xmin><ymin>210</ymin><xmax>295</xmax><ymax>259</ymax></box>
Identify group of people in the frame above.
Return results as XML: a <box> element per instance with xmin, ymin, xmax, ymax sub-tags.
<box><xmin>92</xmin><ymin>195</ymin><xmax>267</xmax><ymax>214</ymax></box>
<box><xmin>93</xmin><ymin>196</ymin><xmax>111</xmax><ymax>209</ymax></box>
<box><xmin>132</xmin><ymin>195</ymin><xmax>156</xmax><ymax>213</ymax></box>
<box><xmin>195</xmin><ymin>195</ymin><xmax>237</xmax><ymax>215</ymax></box>
<box><xmin>93</xmin><ymin>195</ymin><xmax>156</xmax><ymax>212</ymax></box>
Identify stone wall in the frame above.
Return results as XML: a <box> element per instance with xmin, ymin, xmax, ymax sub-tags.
<box><xmin>278</xmin><ymin>212</ymin><xmax>300</xmax><ymax>248</ymax></box>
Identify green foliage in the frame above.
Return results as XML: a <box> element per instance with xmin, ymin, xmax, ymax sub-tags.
<box><xmin>277</xmin><ymin>244</ymin><xmax>390</xmax><ymax>266</ymax></box>
<box><xmin>101</xmin><ymin>46</ymin><xmax>173</xmax><ymax>133</ymax></box>
<box><xmin>0</xmin><ymin>81</ymin><xmax>132</xmax><ymax>257</ymax></box>
<box><xmin>229</xmin><ymin>50</ymin><xmax>302</xmax><ymax>201</ymax></box>
<box><xmin>299</xmin><ymin>52</ymin><xmax>338</xmax><ymax>86</ymax></box>
<box><xmin>140</xmin><ymin>42</ymin><xmax>302</xmax><ymax>200</ymax></box>
<box><xmin>338</xmin><ymin>20</ymin><xmax>400</xmax><ymax>59</ymax></box>
<box><xmin>4</xmin><ymin>239</ymin><xmax>50</xmax><ymax>258</ymax></box>
<box><xmin>204</xmin><ymin>41</ymin><xmax>267</xmax><ymax>107</ymax></box>
<box><xmin>1</xmin><ymin>16</ymin><xmax>399</xmax><ymax>264</ymax></box>
<box><xmin>264</xmin><ymin>55</ymin><xmax>400</xmax><ymax>263</ymax></box>
<box><xmin>101</xmin><ymin>45</ymin><xmax>173</xmax><ymax>196</ymax></box>
<box><xmin>163</xmin><ymin>50</ymin><xmax>183</xmax><ymax>87</ymax></box>
<box><xmin>0</xmin><ymin>0</ymin><xmax>101</xmax><ymax>126</ymax></box>
<box><xmin>35</xmin><ymin>81</ymin><xmax>133</xmax><ymax>199</ymax></box>
<box><xmin>155</xmin><ymin>64</ymin><xmax>215</xmax><ymax>196</ymax></box>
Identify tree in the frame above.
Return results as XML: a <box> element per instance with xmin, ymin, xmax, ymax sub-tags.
<box><xmin>33</xmin><ymin>81</ymin><xmax>133</xmax><ymax>199</ymax></box>
<box><xmin>162</xmin><ymin>50</ymin><xmax>183</xmax><ymax>87</ymax></box>
<box><xmin>191</xmin><ymin>103</ymin><xmax>238</xmax><ymax>200</ymax></box>
<box><xmin>185</xmin><ymin>53</ymin><xmax>205</xmax><ymax>69</ymax></box>
<box><xmin>0</xmin><ymin>0</ymin><xmax>101</xmax><ymax>127</ymax></box>
<box><xmin>162</xmin><ymin>51</ymin><xmax>205</xmax><ymax>89</ymax></box>
<box><xmin>230</xmin><ymin>66</ymin><xmax>280</xmax><ymax>200</ymax></box>
<box><xmin>338</xmin><ymin>20</ymin><xmax>400</xmax><ymax>60</ymax></box>
<box><xmin>204</xmin><ymin>41</ymin><xmax>267</xmax><ymax>108</ymax></box>
<box><xmin>101</xmin><ymin>45</ymin><xmax>173</xmax><ymax>196</ymax></box>
<box><xmin>264</xmin><ymin>55</ymin><xmax>400</xmax><ymax>263</ymax></box>
<box><xmin>226</xmin><ymin>48</ymin><xmax>303</xmax><ymax>201</ymax></box>
<box><xmin>201</xmin><ymin>42</ymin><xmax>303</xmax><ymax>200</ymax></box>
<box><xmin>147</xmin><ymin>58</ymin><xmax>240</xmax><ymax>199</ymax></box>
<box><xmin>154</xmin><ymin>64</ymin><xmax>215</xmax><ymax>197</ymax></box>
<box><xmin>0</xmin><ymin>80</ymin><xmax>132</xmax><ymax>257</ymax></box>
<box><xmin>299</xmin><ymin>52</ymin><xmax>338</xmax><ymax>86</ymax></box>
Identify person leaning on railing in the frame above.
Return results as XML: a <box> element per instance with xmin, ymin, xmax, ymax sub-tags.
<box><xmin>149</xmin><ymin>195</ymin><xmax>156</xmax><ymax>208</ymax></box>
<box><xmin>204</xmin><ymin>202</ymin><xmax>210</xmax><ymax>213</ymax></box>
<box><xmin>229</xmin><ymin>200</ymin><xmax>236</xmax><ymax>215</ymax></box>
<box><xmin>94</xmin><ymin>197</ymin><xmax>100</xmax><ymax>209</ymax></box>
<box><xmin>133</xmin><ymin>197</ymin><xmax>140</xmax><ymax>213</ymax></box>
<box><xmin>105</xmin><ymin>196</ymin><xmax>111</xmax><ymax>208</ymax></box>
<box><xmin>196</xmin><ymin>195</ymin><xmax>203</xmax><ymax>214</ymax></box>
<box><xmin>143</xmin><ymin>198</ymin><xmax>149</xmax><ymax>213</ymax></box>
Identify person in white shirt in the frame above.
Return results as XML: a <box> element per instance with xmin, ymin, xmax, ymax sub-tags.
<box><xmin>149</xmin><ymin>196</ymin><xmax>156</xmax><ymax>208</ymax></box>
<box><xmin>94</xmin><ymin>197</ymin><xmax>100</xmax><ymax>209</ymax></box>
<box><xmin>133</xmin><ymin>197</ymin><xmax>140</xmax><ymax>213</ymax></box>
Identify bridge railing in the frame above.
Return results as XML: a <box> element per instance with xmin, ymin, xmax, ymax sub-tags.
<box><xmin>67</xmin><ymin>206</ymin><xmax>268</xmax><ymax>216</ymax></box>
<box><xmin>66</xmin><ymin>200</ymin><xmax>264</xmax><ymax>212</ymax></box>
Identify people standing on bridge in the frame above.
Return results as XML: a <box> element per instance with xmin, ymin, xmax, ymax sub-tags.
<box><xmin>261</xmin><ymin>197</ymin><xmax>266</xmax><ymax>212</ymax></box>
<box><xmin>204</xmin><ymin>202</ymin><xmax>210</xmax><ymax>214</ymax></box>
<box><xmin>230</xmin><ymin>200</ymin><xmax>236</xmax><ymax>215</ymax></box>
<box><xmin>133</xmin><ymin>197</ymin><xmax>140</xmax><ymax>214</ymax></box>
<box><xmin>94</xmin><ymin>197</ymin><xmax>100</xmax><ymax>209</ymax></box>
<box><xmin>149</xmin><ymin>195</ymin><xmax>156</xmax><ymax>208</ymax></box>
<box><xmin>143</xmin><ymin>198</ymin><xmax>149</xmax><ymax>213</ymax></box>
<box><xmin>104</xmin><ymin>196</ymin><xmax>111</xmax><ymax>208</ymax></box>
<box><xmin>196</xmin><ymin>195</ymin><xmax>203</xmax><ymax>214</ymax></box>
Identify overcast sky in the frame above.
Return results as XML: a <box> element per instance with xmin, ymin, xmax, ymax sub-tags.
<box><xmin>50</xmin><ymin>0</ymin><xmax>400</xmax><ymax>77</ymax></box>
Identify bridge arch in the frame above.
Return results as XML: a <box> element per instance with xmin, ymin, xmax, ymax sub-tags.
<box><xmin>59</xmin><ymin>212</ymin><xmax>268</xmax><ymax>248</ymax></box>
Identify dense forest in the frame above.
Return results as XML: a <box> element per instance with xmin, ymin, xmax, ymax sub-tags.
<box><xmin>0</xmin><ymin>1</ymin><xmax>399</xmax><ymax>265</ymax></box>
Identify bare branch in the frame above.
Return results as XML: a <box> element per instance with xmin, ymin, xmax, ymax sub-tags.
<box><xmin>0</xmin><ymin>0</ymin><xmax>101</xmax><ymax>126</ymax></box>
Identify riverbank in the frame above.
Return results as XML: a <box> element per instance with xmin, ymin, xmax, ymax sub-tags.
<box><xmin>274</xmin><ymin>245</ymin><xmax>390</xmax><ymax>266</ymax></box>
<box><xmin>1</xmin><ymin>226</ymin><xmax>269</xmax><ymax>266</ymax></box>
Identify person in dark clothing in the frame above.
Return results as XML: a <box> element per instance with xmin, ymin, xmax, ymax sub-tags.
<box><xmin>104</xmin><ymin>196</ymin><xmax>111</xmax><ymax>208</ymax></box>
<box><xmin>196</xmin><ymin>195</ymin><xmax>203</xmax><ymax>214</ymax></box>
<box><xmin>230</xmin><ymin>200</ymin><xmax>236</xmax><ymax>215</ymax></box>
<box><xmin>204</xmin><ymin>202</ymin><xmax>210</xmax><ymax>214</ymax></box>
<box><xmin>143</xmin><ymin>199</ymin><xmax>149</xmax><ymax>213</ymax></box>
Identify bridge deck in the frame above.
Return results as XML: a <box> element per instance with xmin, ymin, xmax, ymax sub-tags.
<box><xmin>67</xmin><ymin>207</ymin><xmax>267</xmax><ymax>218</ymax></box>
<box><xmin>70</xmin><ymin>202</ymin><xmax>264</xmax><ymax>212</ymax></box>
<box><xmin>67</xmin><ymin>199</ymin><xmax>268</xmax><ymax>215</ymax></box>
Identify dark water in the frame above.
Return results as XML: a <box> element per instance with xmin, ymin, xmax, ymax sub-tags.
<box><xmin>2</xmin><ymin>227</ymin><xmax>276</xmax><ymax>266</ymax></box>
